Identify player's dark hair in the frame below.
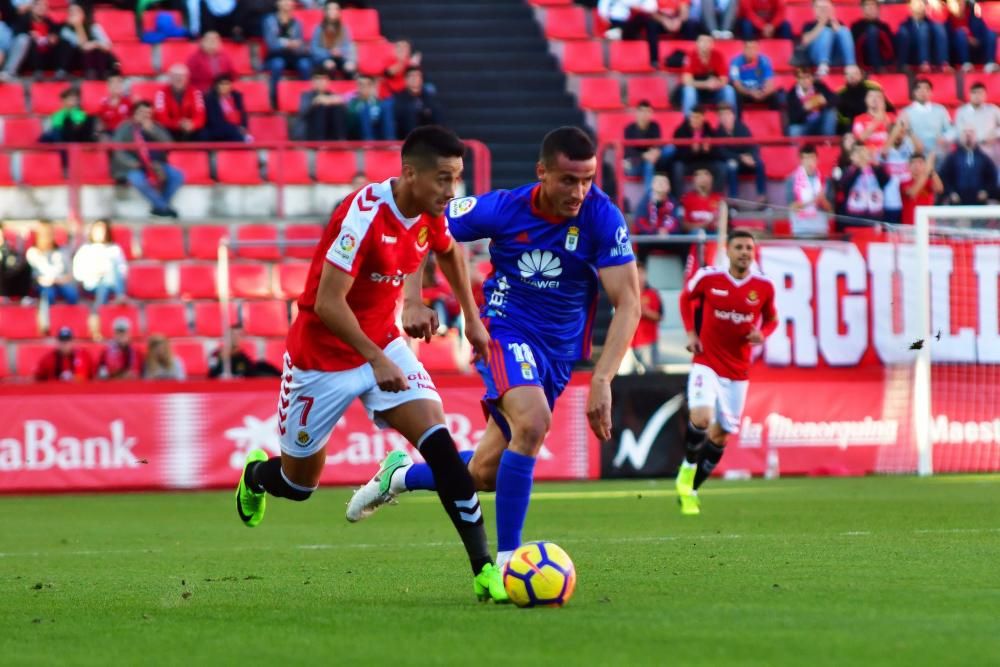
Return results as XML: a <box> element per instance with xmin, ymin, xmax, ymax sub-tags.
<box><xmin>401</xmin><ymin>125</ymin><xmax>465</xmax><ymax>170</ymax></box>
<box><xmin>728</xmin><ymin>229</ymin><xmax>756</xmax><ymax>244</ymax></box>
<box><xmin>539</xmin><ymin>126</ymin><xmax>595</xmax><ymax>166</ymax></box>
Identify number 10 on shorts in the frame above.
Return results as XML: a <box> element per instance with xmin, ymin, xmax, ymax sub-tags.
<box><xmin>508</xmin><ymin>342</ymin><xmax>536</xmax><ymax>381</ymax></box>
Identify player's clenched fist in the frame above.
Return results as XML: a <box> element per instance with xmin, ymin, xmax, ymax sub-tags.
<box><xmin>370</xmin><ymin>355</ymin><xmax>409</xmax><ymax>393</ymax></box>
<box><xmin>402</xmin><ymin>301</ymin><xmax>440</xmax><ymax>343</ymax></box>
<box><xmin>686</xmin><ymin>331</ymin><xmax>703</xmax><ymax>354</ymax></box>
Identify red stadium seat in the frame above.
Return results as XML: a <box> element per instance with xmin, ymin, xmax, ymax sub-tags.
<box><xmin>235</xmin><ymin>224</ymin><xmax>280</xmax><ymax>260</ymax></box>
<box><xmin>743</xmin><ymin>110</ymin><xmax>783</xmax><ymax>138</ymax></box>
<box><xmin>277</xmin><ymin>261</ymin><xmax>311</xmax><ymax>298</ymax></box>
<box><xmin>267</xmin><ymin>149</ymin><xmax>311</xmax><ymax>184</ymax></box>
<box><xmin>578</xmin><ymin>77</ymin><xmax>623</xmax><ymax>110</ymax></box>
<box><xmin>760</xmin><ymin>145</ymin><xmax>799</xmax><ymax>180</ymax></box>
<box><xmin>128</xmin><ymin>80</ymin><xmax>162</xmax><ymax>105</ymax></box>
<box><xmin>30</xmin><ymin>82</ymin><xmax>68</xmax><ymax>115</ymax></box>
<box><xmin>626</xmin><ymin>76</ymin><xmax>670</xmax><ymax>109</ymax></box>
<box><xmin>144</xmin><ymin>302</ymin><xmax>191</xmax><ymax>337</ymax></box>
<box><xmin>0</xmin><ymin>83</ymin><xmax>26</xmax><ymax>114</ymax></box>
<box><xmin>284</xmin><ymin>225</ymin><xmax>322</xmax><ymax>259</ymax></box>
<box><xmin>2</xmin><ymin>117</ymin><xmax>43</xmax><ymax>147</ymax></box>
<box><xmin>343</xmin><ymin>8</ymin><xmax>380</xmax><ymax>40</ymax></box>
<box><xmin>294</xmin><ymin>9</ymin><xmax>323</xmax><ymax>37</ymax></box>
<box><xmin>758</xmin><ymin>40</ymin><xmax>794</xmax><ymax>70</ymax></box>
<box><xmin>963</xmin><ymin>73</ymin><xmax>1000</xmax><ymax>100</ymax></box>
<box><xmin>141</xmin><ymin>9</ymin><xmax>182</xmax><ymax>32</ymax></box>
<box><xmin>277</xmin><ymin>80</ymin><xmax>312</xmax><ymax>113</ymax></box>
<box><xmin>562</xmin><ymin>41</ymin><xmax>605</xmax><ymax>74</ymax></box>
<box><xmin>875</xmin><ymin>73</ymin><xmax>911</xmax><ymax>107</ymax></box>
<box><xmin>188</xmin><ymin>225</ymin><xmax>229</xmax><ymax>260</ymax></box>
<box><xmin>0</xmin><ymin>154</ymin><xmax>11</xmax><ymax>185</ymax></box>
<box><xmin>784</xmin><ymin>5</ymin><xmax>814</xmax><ymax>33</ymax></box>
<box><xmin>141</xmin><ymin>225</ymin><xmax>186</xmax><ymax>260</ymax></box>
<box><xmin>544</xmin><ymin>7</ymin><xmax>589</xmax><ymax>39</ymax></box>
<box><xmin>94</xmin><ymin>9</ymin><xmax>136</xmax><ymax>41</ymax></box>
<box><xmin>171</xmin><ymin>338</ymin><xmax>208</xmax><ymax>377</ymax></box>
<box><xmin>114</xmin><ymin>42</ymin><xmax>156</xmax><ymax>76</ymax></box>
<box><xmin>363</xmin><ymin>149</ymin><xmax>399</xmax><ymax>182</ymax></box>
<box><xmin>78</xmin><ymin>81</ymin><xmax>106</xmax><ymax>114</ymax></box>
<box><xmin>215</xmin><ymin>150</ymin><xmax>262</xmax><ymax>185</ymax></box>
<box><xmin>816</xmin><ymin>143</ymin><xmax>840</xmax><ymax>178</ymax></box>
<box><xmin>248</xmin><ymin>115</ymin><xmax>289</xmax><ymax>141</ymax></box>
<box><xmin>417</xmin><ymin>335</ymin><xmax>468</xmax><ymax>373</ymax></box>
<box><xmin>234</xmin><ymin>81</ymin><xmax>272</xmax><ymax>113</ymax></box>
<box><xmin>263</xmin><ymin>338</ymin><xmax>286</xmax><ymax>371</ymax></box>
<box><xmin>0</xmin><ymin>304</ymin><xmax>40</xmax><ymax>339</ymax></box>
<box><xmin>48</xmin><ymin>304</ymin><xmax>91</xmax><ymax>339</ymax></box>
<box><xmin>192</xmin><ymin>301</ymin><xmax>238</xmax><ymax>337</ymax></box>
<box><xmin>880</xmin><ymin>3</ymin><xmax>911</xmax><ymax>31</ymax></box>
<box><xmin>356</xmin><ymin>40</ymin><xmax>395</xmax><ymax>76</ymax></box>
<box><xmin>0</xmin><ymin>344</ymin><xmax>8</xmax><ymax>378</ymax></box>
<box><xmin>229</xmin><ymin>263</ymin><xmax>272</xmax><ymax>299</ymax></box>
<box><xmin>178</xmin><ymin>262</ymin><xmax>219</xmax><ymax>299</ymax></box>
<box><xmin>73</xmin><ymin>149</ymin><xmax>114</xmax><ymax>185</ymax></box>
<box><xmin>919</xmin><ymin>73</ymin><xmax>960</xmax><ymax>106</ymax></box>
<box><xmin>608</xmin><ymin>40</ymin><xmax>654</xmax><ymax>73</ymax></box>
<box><xmin>15</xmin><ymin>343</ymin><xmax>56</xmax><ymax>379</ymax></box>
<box><xmin>109</xmin><ymin>224</ymin><xmax>134</xmax><ymax>260</ymax></box>
<box><xmin>19</xmin><ymin>152</ymin><xmax>65</xmax><ymax>186</ymax></box>
<box><xmin>595</xmin><ymin>110</ymin><xmax>633</xmax><ymax>143</ymax></box>
<box><xmin>981</xmin><ymin>2</ymin><xmax>1000</xmax><ymax>31</ymax></box>
<box><xmin>168</xmin><ymin>151</ymin><xmax>213</xmax><ymax>185</ymax></box>
<box><xmin>126</xmin><ymin>262</ymin><xmax>170</xmax><ymax>299</ymax></box>
<box><xmin>243</xmin><ymin>300</ymin><xmax>290</xmax><ymax>337</ymax></box>
<box><xmin>223</xmin><ymin>43</ymin><xmax>254</xmax><ymax>76</ymax></box>
<box><xmin>97</xmin><ymin>303</ymin><xmax>141</xmax><ymax>339</ymax></box>
<box><xmin>316</xmin><ymin>149</ymin><xmax>358</xmax><ymax>183</ymax></box>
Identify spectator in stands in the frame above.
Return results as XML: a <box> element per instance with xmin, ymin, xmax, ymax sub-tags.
<box><xmin>598</xmin><ymin>0</ymin><xmax>668</xmax><ymax>68</ymax></box>
<box><xmin>96</xmin><ymin>74</ymin><xmax>131</xmax><ymax>137</ymax></box>
<box><xmin>787</xmin><ymin>145</ymin><xmax>832</xmax><ymax>236</ymax></box>
<box><xmin>939</xmin><ymin>127</ymin><xmax>999</xmax><ymax>205</ymax></box>
<box><xmin>624</xmin><ymin>100</ymin><xmax>663</xmax><ymax>190</ymax></box>
<box><xmin>680</xmin><ymin>167</ymin><xmax>727</xmax><ymax>231</ymax></box>
<box><xmin>111</xmin><ymin>101</ymin><xmax>183</xmax><ymax>219</ymax></box>
<box><xmin>900</xmin><ymin>78</ymin><xmax>955</xmax><ymax>159</ymax></box>
<box><xmin>852</xmin><ymin>88</ymin><xmax>895</xmax><ymax>159</ymax></box>
<box><xmin>311</xmin><ymin>1</ymin><xmax>357</xmax><ymax>79</ymax></box>
<box><xmin>26</xmin><ymin>221</ymin><xmax>78</xmax><ymax>306</ymax></box>
<box><xmin>208</xmin><ymin>325</ymin><xmax>281</xmax><ymax>378</ymax></box>
<box><xmin>901</xmin><ymin>152</ymin><xmax>943</xmax><ymax>225</ymax></box>
<box><xmin>834</xmin><ymin>143</ymin><xmax>890</xmax><ymax>226</ymax></box>
<box><xmin>851</xmin><ymin>0</ymin><xmax>895</xmax><ymax>72</ymax></box>
<box><xmin>954</xmin><ymin>82</ymin><xmax>1000</xmax><ymax>151</ymax></box>
<box><xmin>143</xmin><ymin>334</ymin><xmax>186</xmax><ymax>380</ymax></box>
<box><xmin>393</xmin><ymin>67</ymin><xmax>444</xmax><ymax>139</ymax></box>
<box><xmin>0</xmin><ymin>21</ymin><xmax>14</xmax><ymax>76</ymax></box>
<box><xmin>738</xmin><ymin>0</ymin><xmax>792</xmax><ymax>40</ymax></box>
<box><xmin>346</xmin><ymin>74</ymin><xmax>395</xmax><ymax>140</ymax></box>
<box><xmin>896</xmin><ymin>0</ymin><xmax>949</xmax><ymax>71</ymax></box>
<box><xmin>39</xmin><ymin>88</ymin><xmax>95</xmax><ymax>143</ymax></box>
<box><xmin>34</xmin><ymin>326</ymin><xmax>94</xmax><ymax>382</ymax></box>
<box><xmin>351</xmin><ymin>172</ymin><xmax>366</xmax><ymax>190</ymax></box>
<box><xmin>203</xmin><ymin>74</ymin><xmax>249</xmax><ymax>142</ymax></box>
<box><xmin>192</xmin><ymin>0</ymin><xmax>250</xmax><ymax>41</ymax></box>
<box><xmin>835</xmin><ymin>65</ymin><xmax>889</xmax><ymax>134</ymax></box>
<box><xmin>799</xmin><ymin>0</ymin><xmax>856</xmax><ymax>76</ymax></box>
<box><xmin>881</xmin><ymin>118</ymin><xmax>923</xmax><ymax>223</ymax></box>
<box><xmin>653</xmin><ymin>0</ymin><xmax>699</xmax><ymax>42</ymax></box>
<box><xmin>677</xmin><ymin>33</ymin><xmax>737</xmax><ymax>116</ymax></box>
<box><xmin>0</xmin><ymin>224</ymin><xmax>32</xmax><ymax>300</ymax></box>
<box><xmin>700</xmin><ymin>0</ymin><xmax>738</xmax><ymax>39</ymax></box>
<box><xmin>729</xmin><ymin>38</ymin><xmax>780</xmax><ymax>110</ymax></box>
<box><xmin>296</xmin><ymin>67</ymin><xmax>348</xmax><ymax>140</ymax></box>
<box><xmin>946</xmin><ymin>0</ymin><xmax>999</xmax><ymax>72</ymax></box>
<box><xmin>186</xmin><ymin>31</ymin><xmax>235</xmax><ymax>94</ymax></box>
<box><xmin>71</xmin><ymin>219</ymin><xmax>127</xmax><ymax>306</ymax></box>
<box><xmin>2</xmin><ymin>0</ymin><xmax>62</xmax><ymax>79</ymax></box>
<box><xmin>786</xmin><ymin>67</ymin><xmax>837</xmax><ymax>137</ymax></box>
<box><xmin>264</xmin><ymin>0</ymin><xmax>313</xmax><ymax>105</ymax></box>
<box><xmin>715</xmin><ymin>103</ymin><xmax>766</xmax><ymax>205</ymax></box>
<box><xmin>154</xmin><ymin>63</ymin><xmax>206</xmax><ymax>142</ymax></box>
<box><xmin>826</xmin><ymin>132</ymin><xmax>857</xmax><ymax>200</ymax></box>
<box><xmin>632</xmin><ymin>172</ymin><xmax>682</xmax><ymax>236</ymax></box>
<box><xmin>380</xmin><ymin>38</ymin><xmax>421</xmax><ymax>98</ymax></box>
<box><xmin>671</xmin><ymin>105</ymin><xmax>723</xmax><ymax>196</ymax></box>
<box><xmin>630</xmin><ymin>261</ymin><xmax>662</xmax><ymax>372</ymax></box>
<box><xmin>59</xmin><ymin>3</ymin><xmax>116</xmax><ymax>79</ymax></box>
<box><xmin>96</xmin><ymin>317</ymin><xmax>142</xmax><ymax>380</ymax></box>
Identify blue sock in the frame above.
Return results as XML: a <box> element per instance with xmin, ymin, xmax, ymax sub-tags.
<box><xmin>404</xmin><ymin>450</ymin><xmax>474</xmax><ymax>490</ymax></box>
<box><xmin>495</xmin><ymin>449</ymin><xmax>536</xmax><ymax>553</ymax></box>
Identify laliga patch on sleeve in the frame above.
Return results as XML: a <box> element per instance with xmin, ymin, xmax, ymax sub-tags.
<box><xmin>326</xmin><ymin>227</ymin><xmax>360</xmax><ymax>269</ymax></box>
<box><xmin>448</xmin><ymin>196</ymin><xmax>477</xmax><ymax>218</ymax></box>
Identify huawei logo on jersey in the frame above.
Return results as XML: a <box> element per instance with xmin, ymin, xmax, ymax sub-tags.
<box><xmin>714</xmin><ymin>309</ymin><xmax>755</xmax><ymax>324</ymax></box>
<box><xmin>518</xmin><ymin>250</ymin><xmax>562</xmax><ymax>288</ymax></box>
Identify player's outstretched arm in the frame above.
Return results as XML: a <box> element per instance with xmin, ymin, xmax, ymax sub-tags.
<box><xmin>434</xmin><ymin>241</ymin><xmax>490</xmax><ymax>364</ymax></box>
<box><xmin>401</xmin><ymin>256</ymin><xmax>439</xmax><ymax>343</ymax></box>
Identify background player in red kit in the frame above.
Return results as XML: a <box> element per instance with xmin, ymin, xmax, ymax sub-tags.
<box><xmin>676</xmin><ymin>229</ymin><xmax>777</xmax><ymax>515</ymax></box>
<box><xmin>233</xmin><ymin>126</ymin><xmax>509</xmax><ymax>602</ymax></box>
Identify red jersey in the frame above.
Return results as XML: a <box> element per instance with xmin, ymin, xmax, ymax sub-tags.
<box><xmin>632</xmin><ymin>286</ymin><xmax>663</xmax><ymax>348</ymax></box>
<box><xmin>684</xmin><ymin>49</ymin><xmax>728</xmax><ymax>80</ymax></box>
<box><xmin>739</xmin><ymin>0</ymin><xmax>785</xmax><ymax>28</ymax></box>
<box><xmin>153</xmin><ymin>85</ymin><xmax>207</xmax><ymax>133</ymax></box>
<box><xmin>679</xmin><ymin>266</ymin><xmax>777</xmax><ymax>380</ymax></box>
<box><xmin>286</xmin><ymin>180</ymin><xmax>453</xmax><ymax>372</ymax></box>
<box><xmin>34</xmin><ymin>348</ymin><xmax>95</xmax><ymax>382</ymax></box>
<box><xmin>680</xmin><ymin>190</ymin><xmax>723</xmax><ymax>230</ymax></box>
<box><xmin>901</xmin><ymin>177</ymin><xmax>937</xmax><ymax>226</ymax></box>
<box><xmin>852</xmin><ymin>112</ymin><xmax>895</xmax><ymax>156</ymax></box>
<box><xmin>98</xmin><ymin>95</ymin><xmax>132</xmax><ymax>133</ymax></box>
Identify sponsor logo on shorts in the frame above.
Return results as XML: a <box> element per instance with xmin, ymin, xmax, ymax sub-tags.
<box><xmin>449</xmin><ymin>196</ymin><xmax>477</xmax><ymax>218</ymax></box>
<box><xmin>296</xmin><ymin>430</ymin><xmax>311</xmax><ymax>446</ymax></box>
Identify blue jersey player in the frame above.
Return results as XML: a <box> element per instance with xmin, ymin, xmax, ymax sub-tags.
<box><xmin>347</xmin><ymin>127</ymin><xmax>641</xmax><ymax>569</ymax></box>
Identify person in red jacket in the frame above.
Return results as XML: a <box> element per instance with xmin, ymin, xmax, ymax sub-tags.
<box><xmin>96</xmin><ymin>74</ymin><xmax>131</xmax><ymax>137</ymax></box>
<box><xmin>630</xmin><ymin>262</ymin><xmax>663</xmax><ymax>372</ymax></box>
<box><xmin>186</xmin><ymin>31</ymin><xmax>235</xmax><ymax>94</ymax></box>
<box><xmin>154</xmin><ymin>63</ymin><xmax>206</xmax><ymax>141</ymax></box>
<box><xmin>739</xmin><ymin>0</ymin><xmax>793</xmax><ymax>39</ymax></box>
<box><xmin>34</xmin><ymin>326</ymin><xmax>95</xmax><ymax>382</ymax></box>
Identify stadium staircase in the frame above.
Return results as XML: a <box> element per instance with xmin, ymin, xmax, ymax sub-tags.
<box><xmin>371</xmin><ymin>0</ymin><xmax>585</xmax><ymax>189</ymax></box>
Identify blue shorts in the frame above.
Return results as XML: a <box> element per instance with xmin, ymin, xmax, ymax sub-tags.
<box><xmin>475</xmin><ymin>333</ymin><xmax>574</xmax><ymax>441</ymax></box>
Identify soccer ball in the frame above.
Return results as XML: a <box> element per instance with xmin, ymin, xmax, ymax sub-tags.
<box><xmin>502</xmin><ymin>541</ymin><xmax>576</xmax><ymax>608</ymax></box>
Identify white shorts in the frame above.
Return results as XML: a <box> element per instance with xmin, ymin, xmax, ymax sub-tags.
<box><xmin>686</xmin><ymin>363</ymin><xmax>749</xmax><ymax>434</ymax></box>
<box><xmin>278</xmin><ymin>337</ymin><xmax>442</xmax><ymax>457</ymax></box>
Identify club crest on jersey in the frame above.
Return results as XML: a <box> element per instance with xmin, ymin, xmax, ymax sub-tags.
<box><xmin>296</xmin><ymin>430</ymin><xmax>311</xmax><ymax>446</ymax></box>
<box><xmin>449</xmin><ymin>196</ymin><xmax>477</xmax><ymax>218</ymax></box>
<box><xmin>416</xmin><ymin>226</ymin><xmax>429</xmax><ymax>251</ymax></box>
<box><xmin>565</xmin><ymin>226</ymin><xmax>579</xmax><ymax>252</ymax></box>
<box><xmin>520</xmin><ymin>362</ymin><xmax>534</xmax><ymax>380</ymax></box>
<box><xmin>746</xmin><ymin>290</ymin><xmax>759</xmax><ymax>304</ymax></box>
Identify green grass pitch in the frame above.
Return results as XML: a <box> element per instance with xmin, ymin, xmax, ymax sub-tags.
<box><xmin>2</xmin><ymin>476</ymin><xmax>999</xmax><ymax>666</ymax></box>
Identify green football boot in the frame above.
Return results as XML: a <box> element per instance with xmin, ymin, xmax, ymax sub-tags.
<box><xmin>345</xmin><ymin>450</ymin><xmax>412</xmax><ymax>522</ymax></box>
<box><xmin>678</xmin><ymin>490</ymin><xmax>701</xmax><ymax>516</ymax></box>
<box><xmin>675</xmin><ymin>462</ymin><xmax>697</xmax><ymax>498</ymax></box>
<box><xmin>474</xmin><ymin>562</ymin><xmax>510</xmax><ymax>603</ymax></box>
<box><xmin>235</xmin><ymin>449</ymin><xmax>268</xmax><ymax>527</ymax></box>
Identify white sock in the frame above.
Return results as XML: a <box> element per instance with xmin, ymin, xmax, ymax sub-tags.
<box><xmin>388</xmin><ymin>465</ymin><xmax>411</xmax><ymax>494</ymax></box>
<box><xmin>496</xmin><ymin>550</ymin><xmax>514</xmax><ymax>569</ymax></box>
<box><xmin>681</xmin><ymin>460</ymin><xmax>697</xmax><ymax>470</ymax></box>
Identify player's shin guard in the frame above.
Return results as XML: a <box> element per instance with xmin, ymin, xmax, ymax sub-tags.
<box><xmin>685</xmin><ymin>422</ymin><xmax>707</xmax><ymax>464</ymax></box>
<box><xmin>417</xmin><ymin>425</ymin><xmax>492</xmax><ymax>574</ymax></box>
<box><xmin>495</xmin><ymin>449</ymin><xmax>536</xmax><ymax>562</ymax></box>
<box><xmin>400</xmin><ymin>450</ymin><xmax>474</xmax><ymax>491</ymax></box>
<box><xmin>248</xmin><ymin>457</ymin><xmax>315</xmax><ymax>501</ymax></box>
<box><xmin>694</xmin><ymin>441</ymin><xmax>725</xmax><ymax>489</ymax></box>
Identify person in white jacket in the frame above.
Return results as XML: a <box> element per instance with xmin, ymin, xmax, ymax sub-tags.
<box><xmin>72</xmin><ymin>219</ymin><xmax>128</xmax><ymax>306</ymax></box>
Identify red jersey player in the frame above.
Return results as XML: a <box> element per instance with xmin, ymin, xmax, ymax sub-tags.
<box><xmin>675</xmin><ymin>229</ymin><xmax>777</xmax><ymax>515</ymax></box>
<box><xmin>233</xmin><ymin>126</ymin><xmax>509</xmax><ymax>603</ymax></box>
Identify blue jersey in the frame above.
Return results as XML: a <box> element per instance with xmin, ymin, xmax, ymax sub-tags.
<box><xmin>446</xmin><ymin>183</ymin><xmax>634</xmax><ymax>361</ymax></box>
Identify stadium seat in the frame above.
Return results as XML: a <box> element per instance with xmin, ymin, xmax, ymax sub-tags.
<box><xmin>110</xmin><ymin>224</ymin><xmax>134</xmax><ymax>260</ymax></box>
<box><xmin>243</xmin><ymin>300</ymin><xmax>290</xmax><ymax>337</ymax></box>
<box><xmin>920</xmin><ymin>73</ymin><xmax>960</xmax><ymax>106</ymax></box>
<box><xmin>2</xmin><ymin>117</ymin><xmax>43</xmax><ymax>147</ymax></box>
<box><xmin>73</xmin><ymin>149</ymin><xmax>114</xmax><ymax>185</ymax></box>
<box><xmin>284</xmin><ymin>225</ymin><xmax>322</xmax><ymax>259</ymax></box>
<box><xmin>363</xmin><ymin>149</ymin><xmax>399</xmax><ymax>182</ymax></box>
<box><xmin>144</xmin><ymin>302</ymin><xmax>191</xmax><ymax>337</ymax></box>
<box><xmin>626</xmin><ymin>76</ymin><xmax>670</xmax><ymax>109</ymax></box>
<box><xmin>543</xmin><ymin>7</ymin><xmax>589</xmax><ymax>39</ymax></box>
<box><xmin>114</xmin><ymin>42</ymin><xmax>156</xmax><ymax>76</ymax></box>
<box><xmin>235</xmin><ymin>224</ymin><xmax>280</xmax><ymax>260</ymax></box>
<box><xmin>267</xmin><ymin>149</ymin><xmax>311</xmax><ymax>184</ymax></box>
<box><xmin>356</xmin><ymin>40</ymin><xmax>395</xmax><ymax>76</ymax></box>
<box><xmin>48</xmin><ymin>304</ymin><xmax>91</xmax><ymax>339</ymax></box>
<box><xmin>128</xmin><ymin>80</ymin><xmax>162</xmax><ymax>105</ymax></box>
<box><xmin>234</xmin><ymin>81</ymin><xmax>272</xmax><ymax>113</ymax></box>
<box><xmin>223</xmin><ymin>43</ymin><xmax>254</xmax><ymax>76</ymax></box>
<box><xmin>417</xmin><ymin>335</ymin><xmax>467</xmax><ymax>373</ymax></box>
<box><xmin>19</xmin><ymin>152</ymin><xmax>65</xmax><ymax>186</ymax></box>
<box><xmin>78</xmin><ymin>81</ymin><xmax>106</xmax><ymax>114</ymax></box>
<box><xmin>188</xmin><ymin>225</ymin><xmax>229</xmax><ymax>260</ymax></box>
<box><xmin>26</xmin><ymin>224</ymin><xmax>69</xmax><ymax>248</ymax></box>
<box><xmin>126</xmin><ymin>262</ymin><xmax>170</xmax><ymax>299</ymax></box>
<box><xmin>880</xmin><ymin>3</ymin><xmax>911</xmax><ymax>31</ymax></box>
<box><xmin>142</xmin><ymin>9</ymin><xmax>183</xmax><ymax>32</ymax></box>
<box><xmin>277</xmin><ymin>80</ymin><xmax>312</xmax><ymax>113</ymax></box>
<box><xmin>30</xmin><ymin>82</ymin><xmax>68</xmax><ymax>115</ymax></box>
<box><xmin>192</xmin><ymin>301</ymin><xmax>238</xmax><ymax>337</ymax></box>
<box><xmin>15</xmin><ymin>342</ymin><xmax>56</xmax><ymax>379</ymax></box>
<box><xmin>595</xmin><ymin>111</ymin><xmax>635</xmax><ymax>143</ymax></box>
<box><xmin>342</xmin><ymin>8</ymin><xmax>380</xmax><ymax>40</ymax></box>
<box><xmin>294</xmin><ymin>8</ymin><xmax>323</xmax><ymax>37</ymax></box>
<box><xmin>578</xmin><ymin>77</ymin><xmax>623</xmax><ymax>110</ymax></box>
<box><xmin>97</xmin><ymin>303</ymin><xmax>141</xmax><ymax>339</ymax></box>
<box><xmin>141</xmin><ymin>225</ymin><xmax>186</xmax><ymax>260</ymax></box>
<box><xmin>964</xmin><ymin>73</ymin><xmax>1000</xmax><ymax>100</ymax></box>
<box><xmin>93</xmin><ymin>8</ymin><xmax>136</xmax><ymax>41</ymax></box>
<box><xmin>315</xmin><ymin>149</ymin><xmax>358</xmax><ymax>183</ymax></box>
<box><xmin>171</xmin><ymin>338</ymin><xmax>209</xmax><ymax>377</ymax></box>
<box><xmin>816</xmin><ymin>143</ymin><xmax>840</xmax><ymax>177</ymax></box>
<box><xmin>562</xmin><ymin>41</ymin><xmax>605</xmax><ymax>74</ymax></box>
<box><xmin>876</xmin><ymin>73</ymin><xmax>911</xmax><ymax>107</ymax></box>
<box><xmin>0</xmin><ymin>304</ymin><xmax>40</xmax><ymax>339</ymax></box>
<box><xmin>757</xmin><ymin>40</ymin><xmax>794</xmax><ymax>70</ymax></box>
<box><xmin>248</xmin><ymin>115</ymin><xmax>289</xmax><ymax>142</ymax></box>
<box><xmin>168</xmin><ymin>151</ymin><xmax>213</xmax><ymax>185</ymax></box>
<box><xmin>743</xmin><ymin>110</ymin><xmax>782</xmax><ymax>139</ymax></box>
<box><xmin>0</xmin><ymin>344</ymin><xmax>7</xmax><ymax>378</ymax></box>
<box><xmin>608</xmin><ymin>40</ymin><xmax>654</xmax><ymax>73</ymax></box>
<box><xmin>263</xmin><ymin>338</ymin><xmax>286</xmax><ymax>371</ymax></box>
<box><xmin>215</xmin><ymin>150</ymin><xmax>263</xmax><ymax>185</ymax></box>
<box><xmin>760</xmin><ymin>145</ymin><xmax>799</xmax><ymax>180</ymax></box>
<box><xmin>178</xmin><ymin>262</ymin><xmax>219</xmax><ymax>299</ymax></box>
<box><xmin>980</xmin><ymin>2</ymin><xmax>1000</xmax><ymax>30</ymax></box>
<box><xmin>0</xmin><ymin>83</ymin><xmax>26</xmax><ymax>114</ymax></box>
<box><xmin>277</xmin><ymin>261</ymin><xmax>311</xmax><ymax>298</ymax></box>
<box><xmin>229</xmin><ymin>263</ymin><xmax>273</xmax><ymax>299</ymax></box>
<box><xmin>0</xmin><ymin>154</ymin><xmax>11</xmax><ymax>185</ymax></box>
<box><xmin>784</xmin><ymin>5</ymin><xmax>815</xmax><ymax>33</ymax></box>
